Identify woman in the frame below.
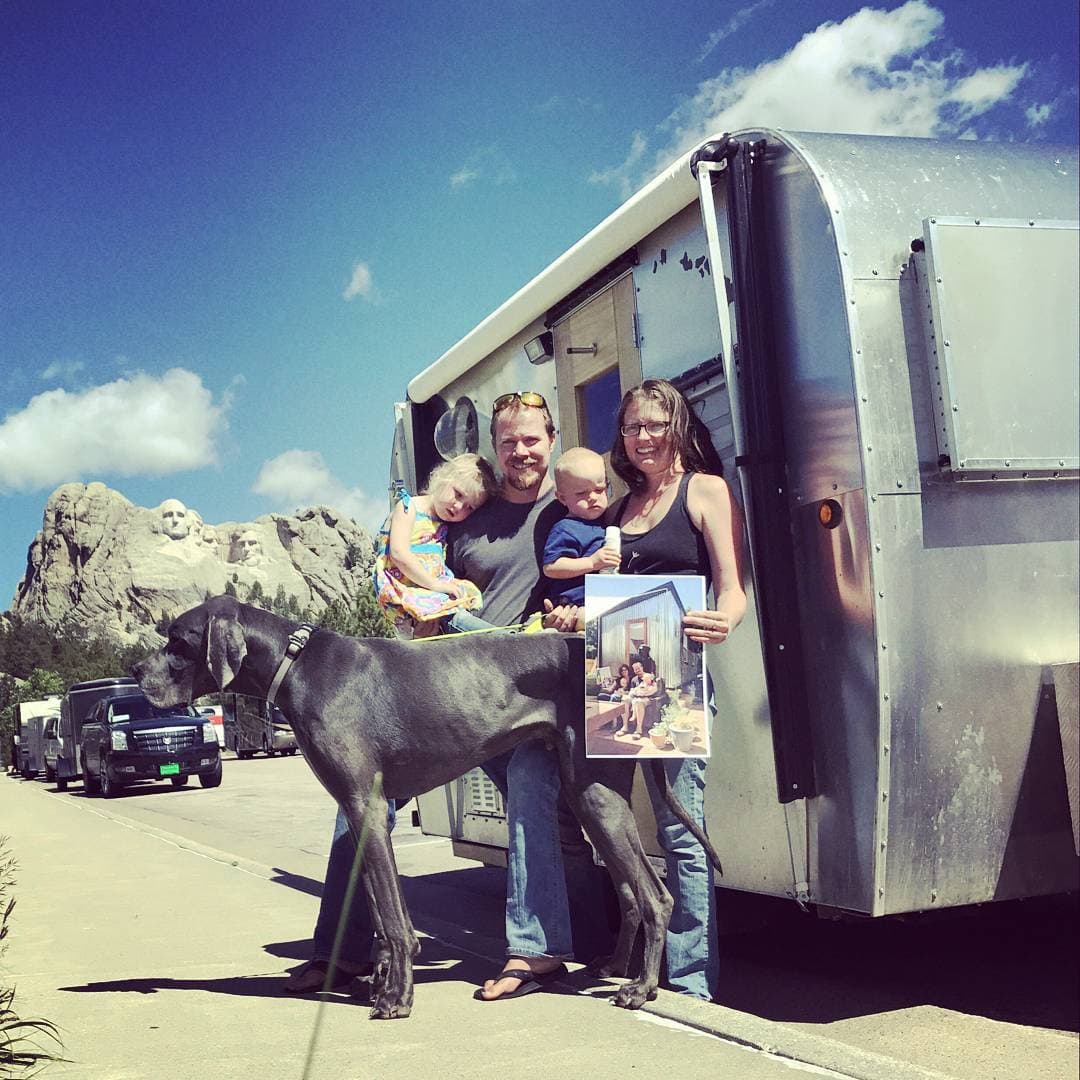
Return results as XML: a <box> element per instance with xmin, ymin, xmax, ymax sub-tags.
<box><xmin>608</xmin><ymin>377</ymin><xmax>746</xmax><ymax>1000</ymax></box>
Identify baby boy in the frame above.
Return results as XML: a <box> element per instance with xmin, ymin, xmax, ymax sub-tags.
<box><xmin>542</xmin><ymin>446</ymin><xmax>620</xmax><ymax>607</ymax></box>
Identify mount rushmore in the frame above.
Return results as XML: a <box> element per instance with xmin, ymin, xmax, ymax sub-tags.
<box><xmin>11</xmin><ymin>482</ymin><xmax>377</xmax><ymax>646</ymax></box>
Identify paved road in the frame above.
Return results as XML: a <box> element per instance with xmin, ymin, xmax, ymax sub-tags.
<box><xmin>2</xmin><ymin>756</ymin><xmax>1077</xmax><ymax>1080</ymax></box>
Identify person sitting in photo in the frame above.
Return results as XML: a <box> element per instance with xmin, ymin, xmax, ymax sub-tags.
<box><xmin>373</xmin><ymin>454</ymin><xmax>499</xmax><ymax>639</ymax></box>
<box><xmin>612</xmin><ymin>660</ymin><xmax>647</xmax><ymax>735</ymax></box>
<box><xmin>542</xmin><ymin>447</ymin><xmax>620</xmax><ymax>616</ymax></box>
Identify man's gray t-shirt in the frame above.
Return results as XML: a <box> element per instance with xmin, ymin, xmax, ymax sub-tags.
<box><xmin>446</xmin><ymin>490</ymin><xmax>567</xmax><ymax>628</ymax></box>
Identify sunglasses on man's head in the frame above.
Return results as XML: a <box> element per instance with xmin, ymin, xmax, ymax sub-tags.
<box><xmin>493</xmin><ymin>391</ymin><xmax>548</xmax><ymax>413</ymax></box>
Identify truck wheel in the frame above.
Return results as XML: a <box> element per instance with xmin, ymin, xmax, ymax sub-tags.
<box><xmin>262</xmin><ymin>737</ymin><xmax>275</xmax><ymax>758</ymax></box>
<box><xmin>286</xmin><ymin>748</ymin><xmax>298</xmax><ymax>756</ymax></box>
<box><xmin>199</xmin><ymin>759</ymin><xmax>223</xmax><ymax>789</ymax></box>
<box><xmin>170</xmin><ymin>775</ymin><xmax>189</xmax><ymax>787</ymax></box>
<box><xmin>44</xmin><ymin>762</ymin><xmax>55</xmax><ymax>782</ymax></box>
<box><xmin>56</xmin><ymin>776</ymin><xmax>68</xmax><ymax>791</ymax></box>
<box><xmin>100</xmin><ymin>768</ymin><xmax>122</xmax><ymax>799</ymax></box>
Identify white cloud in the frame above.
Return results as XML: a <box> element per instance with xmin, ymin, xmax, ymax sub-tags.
<box><xmin>342</xmin><ymin>260</ymin><xmax>375</xmax><ymax>302</ymax></box>
<box><xmin>253</xmin><ymin>449</ymin><xmax>386</xmax><ymax>531</ymax></box>
<box><xmin>0</xmin><ymin>368</ymin><xmax>227</xmax><ymax>493</ymax></box>
<box><xmin>593</xmin><ymin>1</ymin><xmax>1030</xmax><ymax>189</ymax></box>
<box><xmin>696</xmin><ymin>0</ymin><xmax>776</xmax><ymax>64</ymax></box>
<box><xmin>449</xmin><ymin>147</ymin><xmax>516</xmax><ymax>191</ymax></box>
<box><xmin>450</xmin><ymin>167</ymin><xmax>480</xmax><ymax>190</ymax></box>
<box><xmin>39</xmin><ymin>359</ymin><xmax>85</xmax><ymax>382</ymax></box>
<box><xmin>588</xmin><ymin>131</ymin><xmax>648</xmax><ymax>200</ymax></box>
<box><xmin>1026</xmin><ymin>102</ymin><xmax>1053</xmax><ymax>127</ymax></box>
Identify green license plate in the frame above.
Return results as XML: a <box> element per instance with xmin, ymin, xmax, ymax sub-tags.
<box><xmin>159</xmin><ymin>762</ymin><xmax>180</xmax><ymax>776</ymax></box>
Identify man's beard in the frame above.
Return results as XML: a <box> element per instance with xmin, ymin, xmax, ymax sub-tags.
<box><xmin>505</xmin><ymin>463</ymin><xmax>542</xmax><ymax>491</ymax></box>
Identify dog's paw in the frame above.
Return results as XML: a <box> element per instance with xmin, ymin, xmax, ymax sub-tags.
<box><xmin>369</xmin><ymin>994</ymin><xmax>412</xmax><ymax>1020</ymax></box>
<box><xmin>612</xmin><ymin>980</ymin><xmax>658</xmax><ymax>1010</ymax></box>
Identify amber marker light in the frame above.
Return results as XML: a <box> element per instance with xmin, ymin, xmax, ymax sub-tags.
<box><xmin>818</xmin><ymin>499</ymin><xmax>843</xmax><ymax>529</ymax></box>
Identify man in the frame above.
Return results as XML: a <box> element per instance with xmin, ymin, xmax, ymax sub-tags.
<box><xmin>445</xmin><ymin>391</ymin><xmax>578</xmax><ymax>1001</ymax></box>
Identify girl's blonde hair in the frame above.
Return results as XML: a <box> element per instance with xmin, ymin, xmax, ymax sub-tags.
<box><xmin>424</xmin><ymin>453</ymin><xmax>499</xmax><ymax>506</ymax></box>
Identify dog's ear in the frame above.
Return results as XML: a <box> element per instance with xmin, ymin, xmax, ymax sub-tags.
<box><xmin>207</xmin><ymin>615</ymin><xmax>247</xmax><ymax>689</ymax></box>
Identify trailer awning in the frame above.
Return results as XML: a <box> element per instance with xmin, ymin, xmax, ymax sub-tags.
<box><xmin>406</xmin><ymin>140</ymin><xmax>712</xmax><ymax>405</ymax></box>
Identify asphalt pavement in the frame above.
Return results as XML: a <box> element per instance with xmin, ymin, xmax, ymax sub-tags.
<box><xmin>1</xmin><ymin>758</ymin><xmax>1076</xmax><ymax>1080</ymax></box>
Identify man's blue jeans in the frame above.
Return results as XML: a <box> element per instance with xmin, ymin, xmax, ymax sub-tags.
<box><xmin>312</xmin><ymin>802</ymin><xmax>397</xmax><ymax>964</ymax></box>
<box><xmin>482</xmin><ymin>743</ymin><xmax>574</xmax><ymax>961</ymax></box>
<box><xmin>643</xmin><ymin>756</ymin><xmax>717</xmax><ymax>1000</ymax></box>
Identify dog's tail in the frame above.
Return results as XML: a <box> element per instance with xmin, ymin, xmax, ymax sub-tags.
<box><xmin>648</xmin><ymin>759</ymin><xmax>723</xmax><ymax>877</ymax></box>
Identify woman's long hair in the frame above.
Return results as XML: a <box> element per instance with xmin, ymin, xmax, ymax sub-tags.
<box><xmin>610</xmin><ymin>379</ymin><xmax>725</xmax><ymax>493</ymax></box>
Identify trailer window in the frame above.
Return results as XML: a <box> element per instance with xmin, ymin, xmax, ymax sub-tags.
<box><xmin>920</xmin><ymin>217</ymin><xmax>1079</xmax><ymax>479</ymax></box>
<box><xmin>578</xmin><ymin>367</ymin><xmax>621</xmax><ymax>454</ymax></box>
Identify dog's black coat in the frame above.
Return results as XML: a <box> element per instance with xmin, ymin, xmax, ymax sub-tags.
<box><xmin>135</xmin><ymin>596</ymin><xmax>720</xmax><ymax>1019</ymax></box>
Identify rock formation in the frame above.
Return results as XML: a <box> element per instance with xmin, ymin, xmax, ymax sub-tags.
<box><xmin>11</xmin><ymin>482</ymin><xmax>376</xmax><ymax>646</ymax></box>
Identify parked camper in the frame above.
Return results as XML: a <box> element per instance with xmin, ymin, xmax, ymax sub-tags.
<box><xmin>15</xmin><ymin>697</ymin><xmax>61</xmax><ymax>778</ymax></box>
<box><xmin>50</xmin><ymin>678</ymin><xmax>139</xmax><ymax>790</ymax></box>
<box><xmin>223</xmin><ymin>694</ymin><xmax>298</xmax><ymax>759</ymax></box>
<box><xmin>397</xmin><ymin>129</ymin><xmax>1080</xmax><ymax>916</ymax></box>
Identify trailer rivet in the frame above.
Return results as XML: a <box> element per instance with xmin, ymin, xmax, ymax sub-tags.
<box><xmin>883</xmin><ymin>693</ymin><xmax>889</xmax><ymax>701</ymax></box>
<box><xmin>931</xmin><ymin>890</ymin><xmax>938</xmax><ymax>902</ymax></box>
<box><xmin>872</xmin><ymin>269</ymin><xmax>879</xmax><ymax>275</ymax></box>
<box><xmin>861</xmin><ymin>395</ymin><xmax>868</xmax><ymax>402</ymax></box>
<box><xmin>943</xmin><ymin>340</ymin><xmax>950</xmax><ymax>346</ymax></box>
<box><xmin>896</xmin><ymin>480</ymin><xmax>903</xmax><ymax>488</ymax></box>
<box><xmin>974</xmin><ymin>219</ymin><xmax>980</xmax><ymax>225</ymax></box>
<box><xmin>1029</xmin><ymin>220</ymin><xmax>1035</xmax><ymax>226</ymax></box>
<box><xmin>881</xmin><ymin>642</ymin><xmax>887</xmax><ymax>650</ymax></box>
<box><xmin>882</xmin><ymin>791</ymin><xmax>888</xmax><ymax>801</ymax></box>
<box><xmin>832</xmin><ymin>483</ymin><xmax>838</xmax><ymax>491</ymax></box>
<box><xmin>856</xmin><ymin>348</ymin><xmax>862</xmax><ymax>354</ymax></box>
<box><xmin>884</xmin><ymin>744</ymin><xmax>890</xmax><ymax>754</ymax></box>
<box><xmin>875</xmin><ymin>543</ymin><xmax>881</xmax><ymax>551</ymax></box>
<box><xmin>881</xmin><ymin>841</ymin><xmax>887</xmax><ymax>851</ymax></box>
<box><xmin>952</xmin><ymin>404</ymin><xmax>959</xmax><ymax>412</ymax></box>
<box><xmin>878</xmin><ymin>591</ymin><xmax>884</xmax><ymax>598</ymax></box>
<box><xmin>1060</xmin><ymin>460</ymin><xmax>1066</xmax><ymax>467</ymax></box>
<box><xmin>936</xmin><ymin>277</ymin><xmax>942</xmax><ymax>283</ymax></box>
<box><xmin>778</xmin><ymin>643</ymin><xmax>785</xmax><ymax>651</ymax></box>
<box><xmin>1005</xmin><ymin>460</ymin><xmax>1011</xmax><ymax>467</ymax></box>
<box><xmin>930</xmin><ymin>217</ymin><xmax>937</xmax><ymax>223</ymax></box>
<box><xmin>936</xmin><ymin>702</ymin><xmax>943</xmax><ymax>711</ymax></box>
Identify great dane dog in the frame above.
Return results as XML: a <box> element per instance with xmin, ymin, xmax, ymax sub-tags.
<box><xmin>134</xmin><ymin>596</ymin><xmax>723</xmax><ymax>1019</ymax></box>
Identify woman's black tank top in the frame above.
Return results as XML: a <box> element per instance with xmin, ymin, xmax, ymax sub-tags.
<box><xmin>614</xmin><ymin>473</ymin><xmax>711</xmax><ymax>588</ymax></box>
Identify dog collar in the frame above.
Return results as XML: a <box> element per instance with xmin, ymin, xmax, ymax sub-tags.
<box><xmin>266</xmin><ymin>623</ymin><xmax>318</xmax><ymax>705</ymax></box>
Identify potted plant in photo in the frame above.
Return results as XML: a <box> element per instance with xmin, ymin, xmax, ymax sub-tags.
<box><xmin>661</xmin><ymin>700</ymin><xmax>696</xmax><ymax>753</ymax></box>
<box><xmin>648</xmin><ymin>719</ymin><xmax>670</xmax><ymax>750</ymax></box>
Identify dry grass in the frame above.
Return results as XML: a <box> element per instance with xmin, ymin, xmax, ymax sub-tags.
<box><xmin>0</xmin><ymin>837</ymin><xmax>62</xmax><ymax>1078</ymax></box>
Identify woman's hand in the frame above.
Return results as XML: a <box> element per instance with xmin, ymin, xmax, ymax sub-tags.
<box><xmin>683</xmin><ymin>609</ymin><xmax>731</xmax><ymax>645</ymax></box>
<box><xmin>444</xmin><ymin>579</ymin><xmax>467</xmax><ymax>599</ymax></box>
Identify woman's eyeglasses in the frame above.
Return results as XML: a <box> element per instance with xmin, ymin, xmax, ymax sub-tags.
<box><xmin>620</xmin><ymin>420</ymin><xmax>671</xmax><ymax>437</ymax></box>
<box><xmin>493</xmin><ymin>391</ymin><xmax>548</xmax><ymax>413</ymax></box>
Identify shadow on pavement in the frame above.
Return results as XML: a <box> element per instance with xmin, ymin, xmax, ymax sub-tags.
<box><xmin>56</xmin><ymin>939</ymin><xmax>498</xmax><ymax>1002</ymax></box>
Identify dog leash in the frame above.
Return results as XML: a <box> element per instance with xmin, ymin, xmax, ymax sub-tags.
<box><xmin>410</xmin><ymin>611</ymin><xmax>549</xmax><ymax>644</ymax></box>
<box><xmin>267</xmin><ymin>623</ymin><xmax>318</xmax><ymax>704</ymax></box>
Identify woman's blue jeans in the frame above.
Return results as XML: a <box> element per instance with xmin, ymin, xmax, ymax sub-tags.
<box><xmin>643</xmin><ymin>756</ymin><xmax>717</xmax><ymax>1000</ymax></box>
<box><xmin>312</xmin><ymin>802</ymin><xmax>396</xmax><ymax>964</ymax></box>
<box><xmin>482</xmin><ymin>743</ymin><xmax>574</xmax><ymax>961</ymax></box>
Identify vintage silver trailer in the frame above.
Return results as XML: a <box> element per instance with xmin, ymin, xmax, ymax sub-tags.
<box><xmin>395</xmin><ymin>128</ymin><xmax>1079</xmax><ymax>916</ymax></box>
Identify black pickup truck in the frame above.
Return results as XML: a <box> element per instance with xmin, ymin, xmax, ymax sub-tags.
<box><xmin>81</xmin><ymin>693</ymin><xmax>222</xmax><ymax>798</ymax></box>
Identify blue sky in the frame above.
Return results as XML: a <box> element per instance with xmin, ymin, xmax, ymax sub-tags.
<box><xmin>1</xmin><ymin>0</ymin><xmax>1077</xmax><ymax>606</ymax></box>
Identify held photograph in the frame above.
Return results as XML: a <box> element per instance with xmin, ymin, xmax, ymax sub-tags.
<box><xmin>584</xmin><ymin>574</ymin><xmax>710</xmax><ymax>759</ymax></box>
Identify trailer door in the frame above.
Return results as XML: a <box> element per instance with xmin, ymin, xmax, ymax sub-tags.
<box><xmin>552</xmin><ymin>272</ymin><xmax>641</xmax><ymax>480</ymax></box>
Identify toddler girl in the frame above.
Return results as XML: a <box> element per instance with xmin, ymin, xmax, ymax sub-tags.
<box><xmin>374</xmin><ymin>454</ymin><xmax>498</xmax><ymax>638</ymax></box>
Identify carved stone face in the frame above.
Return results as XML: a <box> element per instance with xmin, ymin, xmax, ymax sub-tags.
<box><xmin>236</xmin><ymin>530</ymin><xmax>262</xmax><ymax>564</ymax></box>
<box><xmin>160</xmin><ymin>499</ymin><xmax>190</xmax><ymax>540</ymax></box>
<box><xmin>200</xmin><ymin>525</ymin><xmax>218</xmax><ymax>546</ymax></box>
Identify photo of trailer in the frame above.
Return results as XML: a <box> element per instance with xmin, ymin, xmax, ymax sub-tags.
<box><xmin>398</xmin><ymin>127</ymin><xmax>1079</xmax><ymax>916</ymax></box>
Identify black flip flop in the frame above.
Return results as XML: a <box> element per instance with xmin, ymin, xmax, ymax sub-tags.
<box><xmin>472</xmin><ymin>964</ymin><xmax>568</xmax><ymax>1002</ymax></box>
